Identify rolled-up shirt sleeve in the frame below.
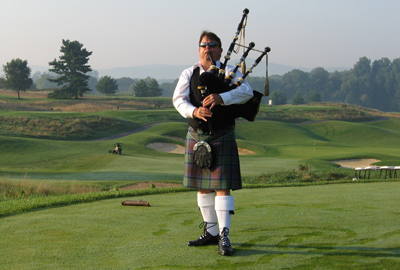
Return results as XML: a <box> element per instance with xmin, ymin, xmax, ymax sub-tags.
<box><xmin>219</xmin><ymin>68</ymin><xmax>253</xmax><ymax>105</ymax></box>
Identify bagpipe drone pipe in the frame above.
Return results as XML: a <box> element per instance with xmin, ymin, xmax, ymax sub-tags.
<box><xmin>198</xmin><ymin>8</ymin><xmax>271</xmax><ymax>123</ymax></box>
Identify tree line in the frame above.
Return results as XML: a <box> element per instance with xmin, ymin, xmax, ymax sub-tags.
<box><xmin>263</xmin><ymin>56</ymin><xmax>400</xmax><ymax>112</ymax></box>
<box><xmin>1</xmin><ymin>39</ymin><xmax>163</xmax><ymax>99</ymax></box>
<box><xmin>2</xmin><ymin>39</ymin><xmax>400</xmax><ymax>112</ymax></box>
<box><xmin>153</xmin><ymin>56</ymin><xmax>400</xmax><ymax>112</ymax></box>
<box><xmin>31</xmin><ymin>72</ymin><xmax>163</xmax><ymax>97</ymax></box>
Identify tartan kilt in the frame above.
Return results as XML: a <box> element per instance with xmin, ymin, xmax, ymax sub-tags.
<box><xmin>183</xmin><ymin>127</ymin><xmax>242</xmax><ymax>190</ymax></box>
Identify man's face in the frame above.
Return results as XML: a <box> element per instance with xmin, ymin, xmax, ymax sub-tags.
<box><xmin>198</xmin><ymin>36</ymin><xmax>223</xmax><ymax>64</ymax></box>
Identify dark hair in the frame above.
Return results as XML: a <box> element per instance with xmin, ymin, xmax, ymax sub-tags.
<box><xmin>199</xmin><ymin>31</ymin><xmax>222</xmax><ymax>48</ymax></box>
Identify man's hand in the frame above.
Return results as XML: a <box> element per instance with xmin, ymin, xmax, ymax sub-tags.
<box><xmin>193</xmin><ymin>107</ymin><xmax>212</xmax><ymax>122</ymax></box>
<box><xmin>193</xmin><ymin>94</ymin><xmax>223</xmax><ymax>121</ymax></box>
<box><xmin>202</xmin><ymin>94</ymin><xmax>223</xmax><ymax>110</ymax></box>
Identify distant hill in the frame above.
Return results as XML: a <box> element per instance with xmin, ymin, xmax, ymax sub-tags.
<box><xmin>97</xmin><ymin>61</ymin><xmax>349</xmax><ymax>80</ymax></box>
<box><xmin>29</xmin><ymin>62</ymin><xmax>349</xmax><ymax>81</ymax></box>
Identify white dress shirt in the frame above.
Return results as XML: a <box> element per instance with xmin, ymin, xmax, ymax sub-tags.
<box><xmin>173</xmin><ymin>60</ymin><xmax>253</xmax><ymax>119</ymax></box>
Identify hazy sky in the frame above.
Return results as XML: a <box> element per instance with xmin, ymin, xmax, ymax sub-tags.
<box><xmin>1</xmin><ymin>0</ymin><xmax>399</xmax><ymax>75</ymax></box>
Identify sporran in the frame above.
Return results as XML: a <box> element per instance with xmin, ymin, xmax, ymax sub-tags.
<box><xmin>193</xmin><ymin>141</ymin><xmax>212</xmax><ymax>169</ymax></box>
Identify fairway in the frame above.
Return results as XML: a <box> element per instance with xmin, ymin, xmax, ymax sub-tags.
<box><xmin>3</xmin><ymin>118</ymin><xmax>400</xmax><ymax>181</ymax></box>
<box><xmin>1</xmin><ymin>182</ymin><xmax>400</xmax><ymax>269</ymax></box>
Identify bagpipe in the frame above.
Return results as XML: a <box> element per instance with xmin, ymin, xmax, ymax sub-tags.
<box><xmin>198</xmin><ymin>8</ymin><xmax>271</xmax><ymax>123</ymax></box>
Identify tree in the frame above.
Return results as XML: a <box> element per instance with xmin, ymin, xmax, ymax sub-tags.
<box><xmin>160</xmin><ymin>79</ymin><xmax>178</xmax><ymax>97</ymax></box>
<box><xmin>310</xmin><ymin>67</ymin><xmax>329</xmax><ymax>100</ymax></box>
<box><xmin>131</xmin><ymin>79</ymin><xmax>148</xmax><ymax>97</ymax></box>
<box><xmin>129</xmin><ymin>77</ymin><xmax>162</xmax><ymax>97</ymax></box>
<box><xmin>370</xmin><ymin>58</ymin><xmax>391</xmax><ymax>110</ymax></box>
<box><xmin>341</xmin><ymin>75</ymin><xmax>370</xmax><ymax>106</ymax></box>
<box><xmin>338</xmin><ymin>57</ymin><xmax>373</xmax><ymax>107</ymax></box>
<box><xmin>145</xmin><ymin>77</ymin><xmax>162</xmax><ymax>97</ymax></box>
<box><xmin>291</xmin><ymin>90</ymin><xmax>305</xmax><ymax>105</ymax></box>
<box><xmin>247</xmin><ymin>76</ymin><xmax>269</xmax><ymax>93</ymax></box>
<box><xmin>87</xmin><ymin>77</ymin><xmax>98</xmax><ymax>92</ymax></box>
<box><xmin>305</xmin><ymin>91</ymin><xmax>322</xmax><ymax>103</ymax></box>
<box><xmin>388</xmin><ymin>58</ymin><xmax>400</xmax><ymax>110</ymax></box>
<box><xmin>116</xmin><ymin>77</ymin><xmax>136</xmax><ymax>93</ymax></box>
<box><xmin>328</xmin><ymin>71</ymin><xmax>346</xmax><ymax>101</ymax></box>
<box><xmin>34</xmin><ymin>73</ymin><xmax>59</xmax><ymax>89</ymax></box>
<box><xmin>96</xmin><ymin>76</ymin><xmax>118</xmax><ymax>95</ymax></box>
<box><xmin>353</xmin><ymin>56</ymin><xmax>371</xmax><ymax>78</ymax></box>
<box><xmin>48</xmin><ymin>39</ymin><xmax>92</xmax><ymax>99</ymax></box>
<box><xmin>31</xmin><ymin>71</ymin><xmax>42</xmax><ymax>82</ymax></box>
<box><xmin>0</xmin><ymin>77</ymin><xmax>6</xmax><ymax>89</ymax></box>
<box><xmin>280</xmin><ymin>69</ymin><xmax>311</xmax><ymax>100</ymax></box>
<box><xmin>269</xmin><ymin>90</ymin><xmax>287</xmax><ymax>105</ymax></box>
<box><xmin>2</xmin><ymin>58</ymin><xmax>33</xmax><ymax>99</ymax></box>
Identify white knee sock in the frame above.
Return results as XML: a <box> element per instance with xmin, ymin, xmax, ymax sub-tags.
<box><xmin>215</xmin><ymin>195</ymin><xmax>235</xmax><ymax>235</ymax></box>
<box><xmin>197</xmin><ymin>192</ymin><xmax>218</xmax><ymax>236</ymax></box>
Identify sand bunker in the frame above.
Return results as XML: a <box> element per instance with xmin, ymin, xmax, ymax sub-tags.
<box><xmin>331</xmin><ymin>158</ymin><xmax>380</xmax><ymax>169</ymax></box>
<box><xmin>146</xmin><ymin>142</ymin><xmax>255</xmax><ymax>155</ymax></box>
<box><xmin>146</xmin><ymin>143</ymin><xmax>185</xmax><ymax>154</ymax></box>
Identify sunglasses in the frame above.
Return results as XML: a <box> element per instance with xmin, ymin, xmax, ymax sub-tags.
<box><xmin>199</xmin><ymin>42</ymin><xmax>218</xmax><ymax>48</ymax></box>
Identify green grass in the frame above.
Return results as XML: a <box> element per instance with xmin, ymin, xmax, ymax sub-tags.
<box><xmin>1</xmin><ymin>183</ymin><xmax>400</xmax><ymax>269</ymax></box>
<box><xmin>1</xmin><ymin>96</ymin><xmax>400</xmax><ymax>268</ymax></box>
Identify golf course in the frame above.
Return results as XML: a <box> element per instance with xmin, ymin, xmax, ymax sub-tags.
<box><xmin>1</xmin><ymin>90</ymin><xmax>400</xmax><ymax>269</ymax></box>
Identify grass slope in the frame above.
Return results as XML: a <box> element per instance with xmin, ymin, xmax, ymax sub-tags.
<box><xmin>2</xmin><ymin>117</ymin><xmax>400</xmax><ymax>181</ymax></box>
<box><xmin>1</xmin><ymin>183</ymin><xmax>399</xmax><ymax>269</ymax></box>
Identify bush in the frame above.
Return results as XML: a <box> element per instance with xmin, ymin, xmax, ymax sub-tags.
<box><xmin>48</xmin><ymin>89</ymin><xmax>74</xmax><ymax>99</ymax></box>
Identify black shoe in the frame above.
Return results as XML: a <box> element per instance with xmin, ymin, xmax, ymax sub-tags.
<box><xmin>187</xmin><ymin>222</ymin><xmax>219</xmax><ymax>246</ymax></box>
<box><xmin>218</xmin><ymin>227</ymin><xmax>233</xmax><ymax>256</ymax></box>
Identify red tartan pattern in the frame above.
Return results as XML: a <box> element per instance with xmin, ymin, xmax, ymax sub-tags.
<box><xmin>183</xmin><ymin>127</ymin><xmax>242</xmax><ymax>190</ymax></box>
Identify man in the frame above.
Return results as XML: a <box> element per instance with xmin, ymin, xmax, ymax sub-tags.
<box><xmin>173</xmin><ymin>31</ymin><xmax>253</xmax><ymax>256</ymax></box>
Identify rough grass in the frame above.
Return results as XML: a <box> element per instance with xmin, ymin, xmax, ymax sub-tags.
<box><xmin>256</xmin><ymin>103</ymin><xmax>380</xmax><ymax>123</ymax></box>
<box><xmin>0</xmin><ymin>89</ymin><xmax>173</xmax><ymax>112</ymax></box>
<box><xmin>0</xmin><ymin>115</ymin><xmax>134</xmax><ymax>139</ymax></box>
<box><xmin>243</xmin><ymin>165</ymin><xmax>352</xmax><ymax>185</ymax></box>
<box><xmin>0</xmin><ymin>110</ymin><xmax>184</xmax><ymax>140</ymax></box>
<box><xmin>0</xmin><ymin>178</ymin><xmax>106</xmax><ymax>200</ymax></box>
<box><xmin>0</xmin><ymin>185</ymin><xmax>190</xmax><ymax>218</ymax></box>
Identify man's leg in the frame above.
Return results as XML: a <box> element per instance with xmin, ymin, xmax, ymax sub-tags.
<box><xmin>187</xmin><ymin>190</ymin><xmax>219</xmax><ymax>246</ymax></box>
<box><xmin>215</xmin><ymin>190</ymin><xmax>234</xmax><ymax>256</ymax></box>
